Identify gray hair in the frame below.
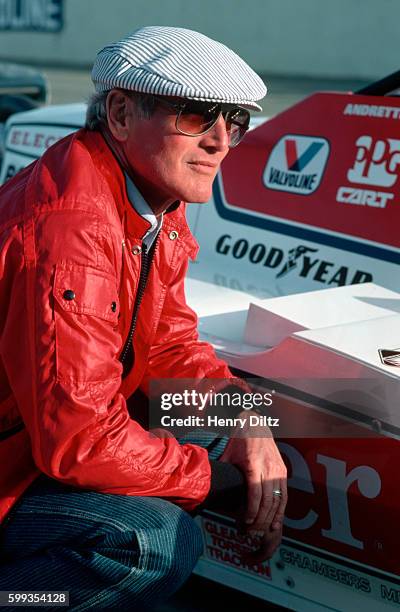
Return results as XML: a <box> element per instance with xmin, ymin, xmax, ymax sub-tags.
<box><xmin>85</xmin><ymin>90</ymin><xmax>156</xmax><ymax>131</ymax></box>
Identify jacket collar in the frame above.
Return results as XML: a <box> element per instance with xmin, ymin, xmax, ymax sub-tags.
<box><xmin>77</xmin><ymin>129</ymin><xmax>199</xmax><ymax>260</ymax></box>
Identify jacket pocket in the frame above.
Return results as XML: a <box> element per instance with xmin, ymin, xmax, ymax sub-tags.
<box><xmin>52</xmin><ymin>265</ymin><xmax>122</xmax><ymax>383</ymax></box>
<box><xmin>53</xmin><ymin>265</ymin><xmax>119</xmax><ymax>323</ymax></box>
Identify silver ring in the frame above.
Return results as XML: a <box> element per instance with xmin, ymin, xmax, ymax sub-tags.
<box><xmin>272</xmin><ymin>489</ymin><xmax>282</xmax><ymax>497</ymax></box>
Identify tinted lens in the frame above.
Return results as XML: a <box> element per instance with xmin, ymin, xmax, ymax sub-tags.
<box><xmin>177</xmin><ymin>101</ymin><xmax>221</xmax><ymax>135</ymax></box>
<box><xmin>224</xmin><ymin>108</ymin><xmax>250</xmax><ymax>147</ymax></box>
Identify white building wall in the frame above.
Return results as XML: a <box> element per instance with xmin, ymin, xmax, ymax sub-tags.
<box><xmin>0</xmin><ymin>0</ymin><xmax>397</xmax><ymax>80</ymax></box>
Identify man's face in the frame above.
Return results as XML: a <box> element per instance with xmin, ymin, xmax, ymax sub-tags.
<box><xmin>120</xmin><ymin>95</ymin><xmax>230</xmax><ymax>211</ymax></box>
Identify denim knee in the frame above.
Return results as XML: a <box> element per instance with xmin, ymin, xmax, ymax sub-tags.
<box><xmin>125</xmin><ymin>497</ymin><xmax>203</xmax><ymax>603</ymax></box>
<box><xmin>0</xmin><ymin>481</ymin><xmax>205</xmax><ymax>610</ymax></box>
<box><xmin>161</xmin><ymin>506</ymin><xmax>204</xmax><ymax>581</ymax></box>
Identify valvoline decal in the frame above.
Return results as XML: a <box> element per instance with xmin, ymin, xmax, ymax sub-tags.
<box><xmin>263</xmin><ymin>134</ymin><xmax>330</xmax><ymax>194</ymax></box>
<box><xmin>216</xmin><ymin>92</ymin><xmax>400</xmax><ymax>263</ymax></box>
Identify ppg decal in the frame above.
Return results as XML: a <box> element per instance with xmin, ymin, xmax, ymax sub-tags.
<box><xmin>348</xmin><ymin>135</ymin><xmax>400</xmax><ymax>187</ymax></box>
<box><xmin>337</xmin><ymin>135</ymin><xmax>400</xmax><ymax>209</ymax></box>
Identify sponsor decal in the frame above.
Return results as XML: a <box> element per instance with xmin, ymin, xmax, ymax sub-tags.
<box><xmin>378</xmin><ymin>348</ymin><xmax>400</xmax><ymax>367</ymax></box>
<box><xmin>336</xmin><ymin>187</ymin><xmax>393</xmax><ymax>208</ymax></box>
<box><xmin>381</xmin><ymin>584</ymin><xmax>400</xmax><ymax>604</ymax></box>
<box><xmin>5</xmin><ymin>124</ymin><xmax>78</xmax><ymax>161</ymax></box>
<box><xmin>8</xmin><ymin>128</ymin><xmax>61</xmax><ymax>153</ymax></box>
<box><xmin>213</xmin><ymin>162</ymin><xmax>400</xmax><ymax>263</ymax></box>
<box><xmin>347</xmin><ymin>135</ymin><xmax>400</xmax><ymax>187</ymax></box>
<box><xmin>337</xmin><ymin>135</ymin><xmax>400</xmax><ymax>209</ymax></box>
<box><xmin>276</xmin><ymin>245</ymin><xmax>319</xmax><ymax>279</ymax></box>
<box><xmin>280</xmin><ymin>548</ymin><xmax>371</xmax><ymax>592</ymax></box>
<box><xmin>201</xmin><ymin>518</ymin><xmax>271</xmax><ymax>579</ymax></box>
<box><xmin>280</xmin><ymin>442</ymin><xmax>382</xmax><ymax>551</ymax></box>
<box><xmin>263</xmin><ymin>135</ymin><xmax>330</xmax><ymax>195</ymax></box>
<box><xmin>280</xmin><ymin>546</ymin><xmax>400</xmax><ymax>606</ymax></box>
<box><xmin>214</xmin><ymin>92</ymin><xmax>400</xmax><ymax>258</ymax></box>
<box><xmin>344</xmin><ymin>103</ymin><xmax>400</xmax><ymax>120</ymax></box>
<box><xmin>215</xmin><ymin>234</ymin><xmax>373</xmax><ymax>287</ymax></box>
<box><xmin>0</xmin><ymin>0</ymin><xmax>63</xmax><ymax>32</ymax></box>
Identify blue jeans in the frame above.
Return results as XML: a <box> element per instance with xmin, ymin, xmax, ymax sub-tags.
<box><xmin>0</xmin><ymin>433</ymin><xmax>228</xmax><ymax>610</ymax></box>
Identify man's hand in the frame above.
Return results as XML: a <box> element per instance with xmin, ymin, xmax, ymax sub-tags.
<box><xmin>219</xmin><ymin>410</ymin><xmax>287</xmax><ymax>561</ymax></box>
<box><xmin>242</xmin><ymin>524</ymin><xmax>283</xmax><ymax>565</ymax></box>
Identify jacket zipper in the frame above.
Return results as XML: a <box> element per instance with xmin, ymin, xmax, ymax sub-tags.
<box><xmin>119</xmin><ymin>239</ymin><xmax>126</xmax><ymax>296</ymax></box>
<box><xmin>120</xmin><ymin>237</ymin><xmax>158</xmax><ymax>377</ymax></box>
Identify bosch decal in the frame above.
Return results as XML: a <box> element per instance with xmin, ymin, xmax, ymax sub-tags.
<box><xmin>263</xmin><ymin>135</ymin><xmax>330</xmax><ymax>195</ymax></box>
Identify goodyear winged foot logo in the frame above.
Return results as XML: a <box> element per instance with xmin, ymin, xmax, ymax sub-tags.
<box><xmin>263</xmin><ymin>135</ymin><xmax>330</xmax><ymax>195</ymax></box>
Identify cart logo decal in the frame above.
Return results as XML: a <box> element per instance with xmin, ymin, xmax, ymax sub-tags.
<box><xmin>263</xmin><ymin>135</ymin><xmax>330</xmax><ymax>195</ymax></box>
<box><xmin>378</xmin><ymin>348</ymin><xmax>400</xmax><ymax>366</ymax></box>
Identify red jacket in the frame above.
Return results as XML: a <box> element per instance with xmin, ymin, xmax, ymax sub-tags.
<box><xmin>0</xmin><ymin>129</ymin><xmax>233</xmax><ymax>522</ymax></box>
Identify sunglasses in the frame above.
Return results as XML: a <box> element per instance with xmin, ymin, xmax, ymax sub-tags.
<box><xmin>152</xmin><ymin>95</ymin><xmax>250</xmax><ymax>148</ymax></box>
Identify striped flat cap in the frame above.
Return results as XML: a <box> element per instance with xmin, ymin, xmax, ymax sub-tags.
<box><xmin>91</xmin><ymin>25</ymin><xmax>266</xmax><ymax>111</ymax></box>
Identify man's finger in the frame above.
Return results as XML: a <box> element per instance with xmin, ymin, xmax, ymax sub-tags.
<box><xmin>272</xmin><ymin>480</ymin><xmax>288</xmax><ymax>530</ymax></box>
<box><xmin>264</xmin><ymin>478</ymin><xmax>283</xmax><ymax>528</ymax></box>
<box><xmin>242</xmin><ymin>526</ymin><xmax>283</xmax><ymax>564</ymax></box>
<box><xmin>249</xmin><ymin>477</ymin><xmax>279</xmax><ymax>532</ymax></box>
<box><xmin>244</xmin><ymin>478</ymin><xmax>262</xmax><ymax>525</ymax></box>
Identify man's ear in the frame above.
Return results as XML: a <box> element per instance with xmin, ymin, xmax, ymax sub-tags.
<box><xmin>106</xmin><ymin>89</ymin><xmax>133</xmax><ymax>142</ymax></box>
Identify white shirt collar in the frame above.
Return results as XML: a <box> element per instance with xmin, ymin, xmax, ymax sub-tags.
<box><xmin>124</xmin><ymin>173</ymin><xmax>163</xmax><ymax>248</ymax></box>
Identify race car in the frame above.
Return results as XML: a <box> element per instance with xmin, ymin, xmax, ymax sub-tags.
<box><xmin>0</xmin><ymin>62</ymin><xmax>48</xmax><ymax>167</ymax></box>
<box><xmin>1</xmin><ymin>71</ymin><xmax>400</xmax><ymax>611</ymax></box>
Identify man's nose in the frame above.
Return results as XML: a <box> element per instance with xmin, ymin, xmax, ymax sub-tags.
<box><xmin>199</xmin><ymin>114</ymin><xmax>229</xmax><ymax>151</ymax></box>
